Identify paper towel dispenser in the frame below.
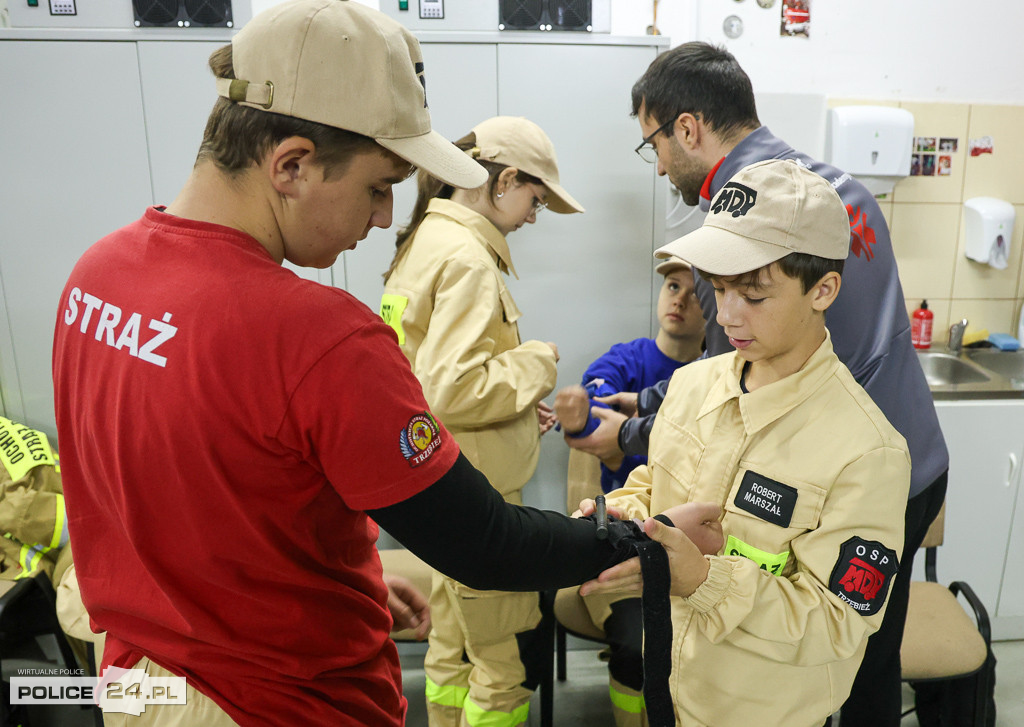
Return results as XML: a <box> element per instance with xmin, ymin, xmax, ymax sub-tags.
<box><xmin>825</xmin><ymin>106</ymin><xmax>914</xmax><ymax>196</ymax></box>
<box><xmin>964</xmin><ymin>197</ymin><xmax>1015</xmax><ymax>270</ymax></box>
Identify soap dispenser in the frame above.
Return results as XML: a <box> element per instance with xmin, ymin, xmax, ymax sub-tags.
<box><xmin>964</xmin><ymin>197</ymin><xmax>1015</xmax><ymax>270</ymax></box>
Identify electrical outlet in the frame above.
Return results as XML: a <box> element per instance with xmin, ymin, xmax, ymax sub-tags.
<box><xmin>419</xmin><ymin>0</ymin><xmax>443</xmax><ymax>20</ymax></box>
<box><xmin>49</xmin><ymin>0</ymin><xmax>76</xmax><ymax>15</ymax></box>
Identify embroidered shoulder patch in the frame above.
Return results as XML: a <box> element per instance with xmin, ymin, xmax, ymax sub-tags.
<box><xmin>828</xmin><ymin>537</ymin><xmax>899</xmax><ymax>616</ymax></box>
<box><xmin>399</xmin><ymin>412</ymin><xmax>442</xmax><ymax>468</ymax></box>
<box><xmin>733</xmin><ymin>470</ymin><xmax>798</xmax><ymax>527</ymax></box>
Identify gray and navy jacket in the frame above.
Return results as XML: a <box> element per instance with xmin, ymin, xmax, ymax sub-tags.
<box><xmin>621</xmin><ymin>126</ymin><xmax>948</xmax><ymax>499</ymax></box>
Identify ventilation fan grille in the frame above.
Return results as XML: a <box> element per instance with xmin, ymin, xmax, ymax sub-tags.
<box><xmin>500</xmin><ymin>0</ymin><xmax>544</xmax><ymax>30</ymax></box>
<box><xmin>133</xmin><ymin>0</ymin><xmax>234</xmax><ymax>27</ymax></box>
<box><xmin>549</xmin><ymin>0</ymin><xmax>591</xmax><ymax>29</ymax></box>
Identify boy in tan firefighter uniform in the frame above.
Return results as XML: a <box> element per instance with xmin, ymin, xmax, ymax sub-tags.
<box><xmin>581</xmin><ymin>159</ymin><xmax>911</xmax><ymax>726</ymax></box>
<box><xmin>0</xmin><ymin>416</ymin><xmax>68</xmax><ymax>586</ymax></box>
<box><xmin>381</xmin><ymin>116</ymin><xmax>584</xmax><ymax>727</ymax></box>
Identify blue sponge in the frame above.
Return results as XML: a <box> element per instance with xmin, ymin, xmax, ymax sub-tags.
<box><xmin>988</xmin><ymin>333</ymin><xmax>1021</xmax><ymax>351</ymax></box>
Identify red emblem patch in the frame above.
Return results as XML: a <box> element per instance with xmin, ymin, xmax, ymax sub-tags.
<box><xmin>847</xmin><ymin>204</ymin><xmax>878</xmax><ymax>261</ymax></box>
<box><xmin>828</xmin><ymin>537</ymin><xmax>899</xmax><ymax>616</ymax></box>
<box><xmin>399</xmin><ymin>412</ymin><xmax>441</xmax><ymax>468</ymax></box>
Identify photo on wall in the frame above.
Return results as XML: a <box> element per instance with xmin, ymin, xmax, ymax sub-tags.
<box><xmin>781</xmin><ymin>0</ymin><xmax>810</xmax><ymax>37</ymax></box>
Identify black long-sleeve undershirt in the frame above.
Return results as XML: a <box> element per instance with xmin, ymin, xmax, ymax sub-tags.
<box><xmin>367</xmin><ymin>453</ymin><xmax>631</xmax><ymax>591</ymax></box>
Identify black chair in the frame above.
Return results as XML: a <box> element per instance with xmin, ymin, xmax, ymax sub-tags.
<box><xmin>900</xmin><ymin>502</ymin><xmax>995</xmax><ymax>726</ymax></box>
<box><xmin>0</xmin><ymin>574</ymin><xmax>99</xmax><ymax>726</ymax></box>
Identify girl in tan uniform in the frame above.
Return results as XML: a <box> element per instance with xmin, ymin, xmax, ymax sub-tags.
<box><xmin>381</xmin><ymin>116</ymin><xmax>583</xmax><ymax>727</ymax></box>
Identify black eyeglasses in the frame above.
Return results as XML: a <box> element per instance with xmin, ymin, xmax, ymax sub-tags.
<box><xmin>634</xmin><ymin>117</ymin><xmax>676</xmax><ymax>163</ymax></box>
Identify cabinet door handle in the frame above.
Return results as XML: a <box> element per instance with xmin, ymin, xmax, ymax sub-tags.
<box><xmin>1009</xmin><ymin>453</ymin><xmax>1019</xmax><ymax>487</ymax></box>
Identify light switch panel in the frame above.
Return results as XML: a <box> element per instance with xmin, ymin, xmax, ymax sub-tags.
<box><xmin>419</xmin><ymin>0</ymin><xmax>443</xmax><ymax>19</ymax></box>
<box><xmin>49</xmin><ymin>0</ymin><xmax>76</xmax><ymax>15</ymax></box>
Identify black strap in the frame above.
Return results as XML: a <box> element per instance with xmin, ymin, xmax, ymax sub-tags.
<box><xmin>637</xmin><ymin>536</ymin><xmax>674</xmax><ymax>726</ymax></box>
<box><xmin>583</xmin><ymin>513</ymin><xmax>675</xmax><ymax>725</ymax></box>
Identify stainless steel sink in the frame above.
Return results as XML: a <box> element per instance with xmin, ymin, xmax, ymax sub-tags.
<box><xmin>916</xmin><ymin>351</ymin><xmax>992</xmax><ymax>387</ymax></box>
<box><xmin>967</xmin><ymin>350</ymin><xmax>1024</xmax><ymax>381</ymax></box>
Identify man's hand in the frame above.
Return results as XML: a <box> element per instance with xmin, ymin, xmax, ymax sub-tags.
<box><xmin>579</xmin><ymin>515</ymin><xmax>713</xmax><ymax>599</ymax></box>
<box><xmin>383</xmin><ymin>574</ymin><xmax>431</xmax><ymax>641</ymax></box>
<box><xmin>595</xmin><ymin>391</ymin><xmax>638</xmax><ymax>418</ymax></box>
<box><xmin>564</xmin><ymin>406</ymin><xmax>627</xmax><ymax>462</ymax></box>
<box><xmin>537</xmin><ymin>401</ymin><xmax>557</xmax><ymax>435</ymax></box>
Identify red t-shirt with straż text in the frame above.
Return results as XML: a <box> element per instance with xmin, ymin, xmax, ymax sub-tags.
<box><xmin>52</xmin><ymin>207</ymin><xmax>458</xmax><ymax>725</ymax></box>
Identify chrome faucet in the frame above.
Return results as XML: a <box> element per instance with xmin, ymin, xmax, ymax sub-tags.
<box><xmin>948</xmin><ymin>318</ymin><xmax>968</xmax><ymax>354</ymax></box>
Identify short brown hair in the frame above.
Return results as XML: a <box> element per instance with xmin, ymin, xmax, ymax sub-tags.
<box><xmin>697</xmin><ymin>252</ymin><xmax>844</xmax><ymax>293</ymax></box>
<box><xmin>197</xmin><ymin>45</ymin><xmax>379</xmax><ymax>179</ymax></box>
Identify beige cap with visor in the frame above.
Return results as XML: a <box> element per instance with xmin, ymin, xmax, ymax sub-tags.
<box><xmin>216</xmin><ymin>0</ymin><xmax>487</xmax><ymax>189</ymax></box>
<box><xmin>470</xmin><ymin>116</ymin><xmax>585</xmax><ymax>214</ymax></box>
<box><xmin>655</xmin><ymin>159</ymin><xmax>849</xmax><ymax>276</ymax></box>
<box><xmin>655</xmin><ymin>256</ymin><xmax>691</xmax><ymax>276</ymax></box>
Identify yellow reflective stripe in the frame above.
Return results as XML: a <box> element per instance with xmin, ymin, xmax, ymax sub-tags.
<box><xmin>425</xmin><ymin>676</ymin><xmax>468</xmax><ymax>709</ymax></box>
<box><xmin>50</xmin><ymin>493</ymin><xmax>68</xmax><ymax>550</ymax></box>
<box><xmin>464</xmin><ymin>698</ymin><xmax>529</xmax><ymax>727</ymax></box>
<box><xmin>379</xmin><ymin>293</ymin><xmax>409</xmax><ymax>345</ymax></box>
<box><xmin>17</xmin><ymin>543</ymin><xmax>44</xmax><ymax>578</ymax></box>
<box><xmin>608</xmin><ymin>684</ymin><xmax>645</xmax><ymax>714</ymax></box>
<box><xmin>725</xmin><ymin>534</ymin><xmax>789</xmax><ymax>576</ymax></box>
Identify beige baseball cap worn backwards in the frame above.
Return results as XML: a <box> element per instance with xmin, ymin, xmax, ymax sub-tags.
<box><xmin>655</xmin><ymin>159</ymin><xmax>850</xmax><ymax>276</ymax></box>
<box><xmin>470</xmin><ymin>116</ymin><xmax>585</xmax><ymax>214</ymax></box>
<box><xmin>216</xmin><ymin>0</ymin><xmax>487</xmax><ymax>189</ymax></box>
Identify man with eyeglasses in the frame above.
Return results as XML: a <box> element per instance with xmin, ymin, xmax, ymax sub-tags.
<box><xmin>565</xmin><ymin>41</ymin><xmax>949</xmax><ymax>727</ymax></box>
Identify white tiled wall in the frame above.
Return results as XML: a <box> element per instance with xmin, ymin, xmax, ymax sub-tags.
<box><xmin>833</xmin><ymin>99</ymin><xmax>1024</xmax><ymax>343</ymax></box>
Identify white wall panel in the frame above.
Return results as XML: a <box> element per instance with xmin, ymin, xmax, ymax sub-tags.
<box><xmin>0</xmin><ymin>41</ymin><xmax>153</xmax><ymax>437</ymax></box>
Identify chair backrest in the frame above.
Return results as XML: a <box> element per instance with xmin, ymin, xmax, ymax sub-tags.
<box><xmin>920</xmin><ymin>500</ymin><xmax>946</xmax><ymax>549</ymax></box>
<box><xmin>566</xmin><ymin>449</ymin><xmax>603</xmax><ymax>514</ymax></box>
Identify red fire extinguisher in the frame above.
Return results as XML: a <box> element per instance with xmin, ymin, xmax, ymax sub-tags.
<box><xmin>911</xmin><ymin>300</ymin><xmax>933</xmax><ymax>350</ymax></box>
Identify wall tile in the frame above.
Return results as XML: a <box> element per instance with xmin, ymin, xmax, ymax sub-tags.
<box><xmin>952</xmin><ymin>202</ymin><xmax>1024</xmax><ymax>299</ymax></box>
<box><xmin>892</xmin><ymin>102</ymin><xmax>970</xmax><ymax>204</ymax></box>
<box><xmin>1017</xmin><ymin>204</ymin><xmax>1024</xmax><ymax>299</ymax></box>
<box><xmin>890</xmin><ymin>203</ymin><xmax>960</xmax><ymax>302</ymax></box>
<box><xmin>827</xmin><ymin>99</ymin><xmax>1024</xmax><ymax>346</ymax></box>
<box><xmin>963</xmin><ymin>105</ymin><xmax>1024</xmax><ymax>204</ymax></box>
<box><xmin>947</xmin><ymin>299</ymin><xmax>1017</xmax><ymax>339</ymax></box>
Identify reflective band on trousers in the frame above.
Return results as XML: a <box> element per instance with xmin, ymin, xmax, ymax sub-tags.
<box><xmin>464</xmin><ymin>699</ymin><xmax>529</xmax><ymax>727</ymax></box>
<box><xmin>425</xmin><ymin>677</ymin><xmax>468</xmax><ymax>708</ymax></box>
<box><xmin>17</xmin><ymin>543</ymin><xmax>44</xmax><ymax>579</ymax></box>
<box><xmin>609</xmin><ymin>684</ymin><xmax>646</xmax><ymax>714</ymax></box>
<box><xmin>51</xmin><ymin>493</ymin><xmax>69</xmax><ymax>550</ymax></box>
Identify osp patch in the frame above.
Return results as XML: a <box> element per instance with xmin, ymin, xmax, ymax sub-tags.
<box><xmin>828</xmin><ymin>537</ymin><xmax>899</xmax><ymax>616</ymax></box>
<box><xmin>400</xmin><ymin>412</ymin><xmax>442</xmax><ymax>468</ymax></box>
